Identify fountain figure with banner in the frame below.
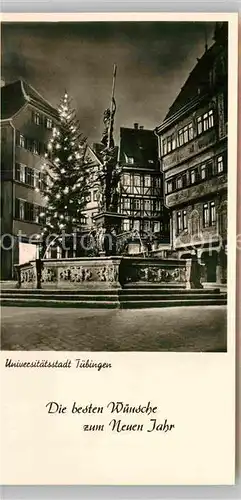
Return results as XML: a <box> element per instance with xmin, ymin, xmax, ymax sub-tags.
<box><xmin>92</xmin><ymin>64</ymin><xmax>124</xmax><ymax>256</ymax></box>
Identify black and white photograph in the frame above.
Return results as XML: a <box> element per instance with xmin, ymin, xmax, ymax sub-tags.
<box><xmin>0</xmin><ymin>13</ymin><xmax>238</xmax><ymax>489</ymax></box>
<box><xmin>1</xmin><ymin>19</ymin><xmax>228</xmax><ymax>352</ymax></box>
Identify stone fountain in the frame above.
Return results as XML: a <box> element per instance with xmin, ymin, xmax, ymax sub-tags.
<box><xmin>14</xmin><ymin>66</ymin><xmax>203</xmax><ymax>295</ymax></box>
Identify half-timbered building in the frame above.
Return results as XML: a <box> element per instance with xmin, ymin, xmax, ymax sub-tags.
<box><xmin>118</xmin><ymin>124</ymin><xmax>169</xmax><ymax>242</ymax></box>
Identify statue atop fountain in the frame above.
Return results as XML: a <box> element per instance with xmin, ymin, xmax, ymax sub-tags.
<box><xmin>93</xmin><ymin>64</ymin><xmax>124</xmax><ymax>254</ymax></box>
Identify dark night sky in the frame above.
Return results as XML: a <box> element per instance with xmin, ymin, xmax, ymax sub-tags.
<box><xmin>1</xmin><ymin>21</ymin><xmax>215</xmax><ymax>144</ymax></box>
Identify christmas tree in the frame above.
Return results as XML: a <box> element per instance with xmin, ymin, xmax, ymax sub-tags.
<box><xmin>38</xmin><ymin>91</ymin><xmax>91</xmax><ymax>257</ymax></box>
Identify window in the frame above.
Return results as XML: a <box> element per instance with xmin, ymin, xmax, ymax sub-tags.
<box><xmin>188</xmin><ymin>123</ymin><xmax>194</xmax><ymax>140</ymax></box>
<box><xmin>182</xmin><ymin>173</ymin><xmax>187</xmax><ymax>187</ymax></box>
<box><xmin>177</xmin><ymin>123</ymin><xmax>193</xmax><ymax>147</ymax></box>
<box><xmin>123</xmin><ymin>219</ymin><xmax>130</xmax><ymax>231</ymax></box>
<box><xmin>162</xmin><ymin>139</ymin><xmax>167</xmax><ymax>156</ymax></box>
<box><xmin>210</xmin><ymin>202</ymin><xmax>216</xmax><ymax>226</ymax></box>
<box><xmin>41</xmin><ymin>173</ymin><xmax>47</xmax><ymax>191</ymax></box>
<box><xmin>208</xmin><ymin>110</ymin><xmax>214</xmax><ymax>128</ymax></box>
<box><xmin>183</xmin><ymin>126</ymin><xmax>189</xmax><ymax>144</ymax></box>
<box><xmin>33</xmin><ymin>205</ymin><xmax>40</xmax><ymax>223</ymax></box>
<box><xmin>217</xmin><ymin>156</ymin><xmax>224</xmax><ymax>173</ymax></box>
<box><xmin>167</xmin><ymin>136</ymin><xmax>172</xmax><ymax>153</ymax></box>
<box><xmin>183</xmin><ymin>210</ymin><xmax>187</xmax><ymax>230</ymax></box>
<box><xmin>144</xmin><ymin>176</ymin><xmax>151</xmax><ymax>187</ymax></box>
<box><xmin>200</xmin><ymin>164</ymin><xmax>207</xmax><ymax>180</ymax></box>
<box><xmin>197</xmin><ymin>116</ymin><xmax>202</xmax><ymax>135</ymax></box>
<box><xmin>177</xmin><ymin>211</ymin><xmax>182</xmax><ymax>233</ymax></box>
<box><xmin>153</xmin><ymin>221</ymin><xmax>160</xmax><ymax>233</ymax></box>
<box><xmin>163</xmin><ymin>134</ymin><xmax>176</xmax><ymax>154</ymax></box>
<box><xmin>203</xmin><ymin>203</ymin><xmax>209</xmax><ymax>228</ymax></box>
<box><xmin>203</xmin><ymin>112</ymin><xmax>209</xmax><ymax>131</ymax></box>
<box><xmin>123</xmin><ymin>174</ymin><xmax>131</xmax><ymax>186</ymax></box>
<box><xmin>93</xmin><ymin>190</ymin><xmax>98</xmax><ymax>201</ymax></box>
<box><xmin>123</xmin><ymin>198</ymin><xmax>130</xmax><ymax>209</ymax></box>
<box><xmin>167</xmin><ymin>178</ymin><xmax>176</xmax><ymax>193</ymax></box>
<box><xmin>25</xmin><ymin>167</ymin><xmax>35</xmax><ymax>187</ymax></box>
<box><xmin>143</xmin><ymin>220</ymin><xmax>151</xmax><ymax>232</ymax></box>
<box><xmin>178</xmin><ymin>129</ymin><xmax>184</xmax><ymax>146</ymax></box>
<box><xmin>34</xmin><ymin>112</ymin><xmax>41</xmax><ymax>125</ymax></box>
<box><xmin>197</xmin><ymin>110</ymin><xmax>214</xmax><ymax>135</ymax></box>
<box><xmin>190</xmin><ymin>170</ymin><xmax>196</xmax><ymax>184</ymax></box>
<box><xmin>32</xmin><ymin>140</ymin><xmax>40</xmax><ymax>155</ymax></box>
<box><xmin>144</xmin><ymin>200</ymin><xmax>151</xmax><ymax>211</ymax></box>
<box><xmin>24</xmin><ymin>167</ymin><xmax>30</xmax><ymax>186</ymax></box>
<box><xmin>133</xmin><ymin>199</ymin><xmax>140</xmax><ymax>210</ymax></box>
<box><xmin>34</xmin><ymin>171</ymin><xmax>42</xmax><ymax>190</ymax></box>
<box><xmin>15</xmin><ymin>199</ymin><xmax>25</xmax><ymax>220</ymax></box>
<box><xmin>19</xmin><ymin>134</ymin><xmax>26</xmax><ymax>148</ymax></box>
<box><xmin>15</xmin><ymin>163</ymin><xmax>21</xmax><ymax>181</ymax></box>
<box><xmin>154</xmin><ymin>177</ymin><xmax>161</xmax><ymax>188</ymax></box>
<box><xmin>46</xmin><ymin>118</ymin><xmax>53</xmax><ymax>129</ymax></box>
<box><xmin>133</xmin><ymin>175</ymin><xmax>141</xmax><ymax>187</ymax></box>
<box><xmin>171</xmin><ymin>134</ymin><xmax>176</xmax><ymax>150</ymax></box>
<box><xmin>177</xmin><ymin>177</ymin><xmax>182</xmax><ymax>189</ymax></box>
<box><xmin>154</xmin><ymin>200</ymin><xmax>161</xmax><ymax>211</ymax></box>
<box><xmin>15</xmin><ymin>163</ymin><xmax>25</xmax><ymax>183</ymax></box>
<box><xmin>25</xmin><ymin>202</ymin><xmax>34</xmax><ymax>222</ymax></box>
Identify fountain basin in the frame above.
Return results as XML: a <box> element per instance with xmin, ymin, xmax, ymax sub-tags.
<box><xmin>15</xmin><ymin>256</ymin><xmax>195</xmax><ymax>290</ymax></box>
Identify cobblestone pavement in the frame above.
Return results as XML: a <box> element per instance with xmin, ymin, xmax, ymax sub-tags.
<box><xmin>1</xmin><ymin>306</ymin><xmax>227</xmax><ymax>351</ymax></box>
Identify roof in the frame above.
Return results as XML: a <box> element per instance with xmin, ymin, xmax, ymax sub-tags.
<box><xmin>164</xmin><ymin>22</ymin><xmax>228</xmax><ymax>122</ymax></box>
<box><xmin>119</xmin><ymin>127</ymin><xmax>158</xmax><ymax>167</ymax></box>
<box><xmin>1</xmin><ymin>79</ymin><xmax>59</xmax><ymax>120</ymax></box>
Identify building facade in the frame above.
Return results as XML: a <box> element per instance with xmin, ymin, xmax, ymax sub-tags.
<box><xmin>155</xmin><ymin>23</ymin><xmax>228</xmax><ymax>284</ymax></box>
<box><xmin>1</xmin><ymin>79</ymin><xmax>59</xmax><ymax>279</ymax></box>
<box><xmin>118</xmin><ymin>124</ymin><xmax>169</xmax><ymax>244</ymax></box>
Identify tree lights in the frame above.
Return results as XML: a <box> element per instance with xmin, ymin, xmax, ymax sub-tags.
<box><xmin>39</xmin><ymin>90</ymin><xmax>91</xmax><ymax>256</ymax></box>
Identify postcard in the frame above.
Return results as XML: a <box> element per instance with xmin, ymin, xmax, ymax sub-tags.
<box><xmin>0</xmin><ymin>12</ymin><xmax>238</xmax><ymax>485</ymax></box>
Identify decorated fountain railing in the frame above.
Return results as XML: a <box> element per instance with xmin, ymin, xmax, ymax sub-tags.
<box><xmin>119</xmin><ymin>257</ymin><xmax>189</xmax><ymax>287</ymax></box>
<box><xmin>15</xmin><ymin>255</ymin><xmax>200</xmax><ymax>290</ymax></box>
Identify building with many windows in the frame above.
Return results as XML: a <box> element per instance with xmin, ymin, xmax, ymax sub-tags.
<box><xmin>118</xmin><ymin>124</ymin><xmax>169</xmax><ymax>243</ymax></box>
<box><xmin>1</xmin><ymin>79</ymin><xmax>59</xmax><ymax>279</ymax></box>
<box><xmin>155</xmin><ymin>22</ymin><xmax>228</xmax><ymax>284</ymax></box>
